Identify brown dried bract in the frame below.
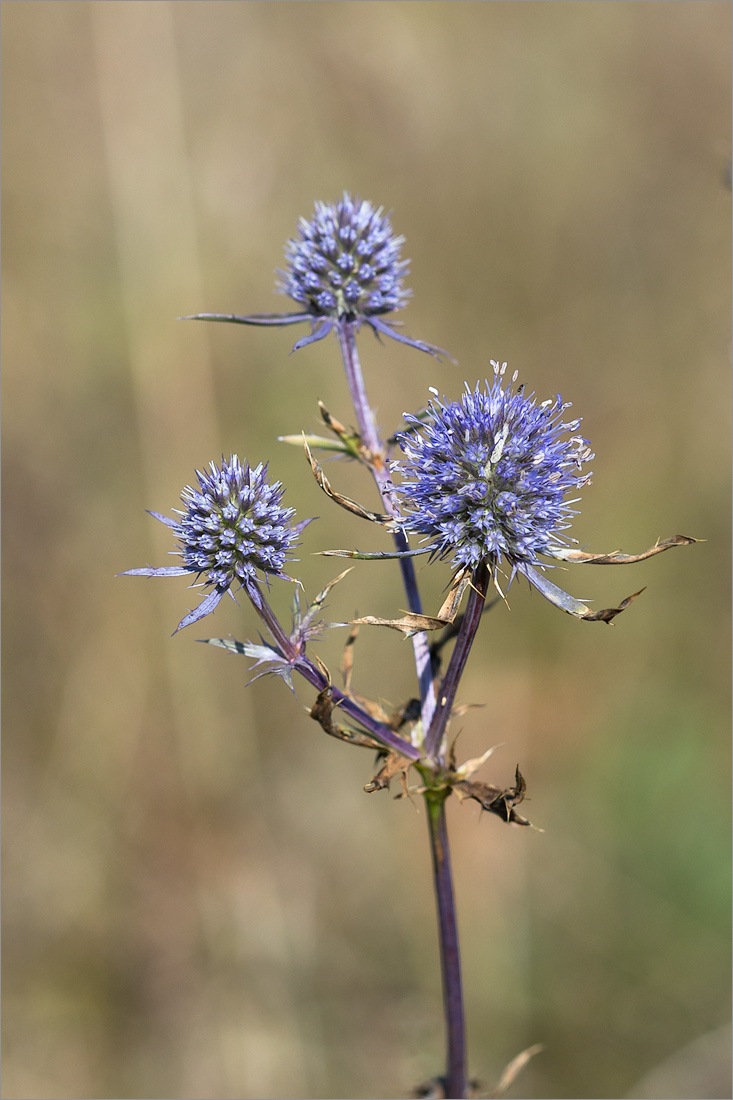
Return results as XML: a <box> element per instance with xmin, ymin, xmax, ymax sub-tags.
<box><xmin>309</xmin><ymin>683</ymin><xmax>381</xmax><ymax>751</ymax></box>
<box><xmin>455</xmin><ymin>766</ymin><xmax>533</xmax><ymax>827</ymax></box>
<box><xmin>484</xmin><ymin>1043</ymin><xmax>544</xmax><ymax>1099</ymax></box>
<box><xmin>436</xmin><ymin>568</ymin><xmax>474</xmax><ymax>624</ymax></box>
<box><xmin>349</xmin><ymin>611</ymin><xmax>452</xmax><ymax>637</ymax></box>
<box><xmin>318</xmin><ymin>401</ymin><xmax>375</xmax><ymax>465</ymax></box>
<box><xmin>340</xmin><ymin>624</ymin><xmax>359</xmax><ymax>694</ymax></box>
<box><xmin>304</xmin><ymin>440</ymin><xmax>395</xmax><ymax>526</ymax></box>
<box><xmin>553</xmin><ymin>533</ymin><xmax>701</xmax><ymax>565</ymax></box>
<box><xmin>349</xmin><ymin>569</ymin><xmax>478</xmax><ymax>636</ymax></box>
<box><xmin>581</xmin><ymin>586</ymin><xmax>645</xmax><ymax>623</ymax></box>
<box><xmin>363</xmin><ymin>749</ymin><xmax>413</xmax><ymax>794</ymax></box>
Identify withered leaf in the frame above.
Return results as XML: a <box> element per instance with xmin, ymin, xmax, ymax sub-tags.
<box><xmin>340</xmin><ymin>624</ymin><xmax>359</xmax><ymax>694</ymax></box>
<box><xmin>347</xmin><ymin>569</ymin><xmax>482</xmax><ymax>637</ymax></box>
<box><xmin>307</xmin><ymin>569</ymin><xmax>353</xmax><ymax>617</ymax></box>
<box><xmin>525</xmin><ymin>565</ymin><xmax>647</xmax><ymax>623</ymax></box>
<box><xmin>485</xmin><ymin>1044</ymin><xmax>544</xmax><ymax>1099</ymax></box>
<box><xmin>436</xmin><ymin>568</ymin><xmax>473</xmax><ymax>624</ymax></box>
<box><xmin>309</xmin><ymin>685</ymin><xmax>381</xmax><ymax>750</ymax></box>
<box><xmin>580</xmin><ymin>586</ymin><xmax>645</xmax><ymax>623</ymax></box>
<box><xmin>455</xmin><ymin>766</ymin><xmax>533</xmax><ymax>827</ymax></box>
<box><xmin>552</xmin><ymin>533</ymin><xmax>701</xmax><ymax>565</ymax></box>
<box><xmin>349</xmin><ymin>612</ymin><xmax>451</xmax><ymax>637</ymax></box>
<box><xmin>363</xmin><ymin>749</ymin><xmax>413</xmax><ymax>793</ymax></box>
<box><xmin>304</xmin><ymin>440</ymin><xmax>395</xmax><ymax>527</ymax></box>
<box><xmin>318</xmin><ymin>401</ymin><xmax>372</xmax><ymax>464</ymax></box>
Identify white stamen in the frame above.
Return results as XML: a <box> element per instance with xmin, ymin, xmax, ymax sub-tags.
<box><xmin>490</xmin><ymin>423</ymin><xmax>510</xmax><ymax>465</ymax></box>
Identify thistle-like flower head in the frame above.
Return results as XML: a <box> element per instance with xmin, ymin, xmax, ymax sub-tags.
<box><xmin>185</xmin><ymin>192</ymin><xmax>449</xmax><ymax>359</ymax></box>
<box><xmin>396</xmin><ymin>361</ymin><xmax>593</xmax><ymax>590</ymax></box>
<box><xmin>279</xmin><ymin>194</ymin><xmax>411</xmax><ymax>322</ymax></box>
<box><xmin>122</xmin><ymin>456</ymin><xmax>304</xmax><ymax>632</ymax></box>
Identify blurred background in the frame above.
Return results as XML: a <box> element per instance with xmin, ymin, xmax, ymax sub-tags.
<box><xmin>2</xmin><ymin>3</ymin><xmax>730</xmax><ymax>1098</ymax></box>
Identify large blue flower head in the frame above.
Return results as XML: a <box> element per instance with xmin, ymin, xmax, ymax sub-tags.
<box><xmin>396</xmin><ymin>362</ymin><xmax>594</xmax><ymax>585</ymax></box>
<box><xmin>123</xmin><ymin>456</ymin><xmax>304</xmax><ymax>632</ymax></box>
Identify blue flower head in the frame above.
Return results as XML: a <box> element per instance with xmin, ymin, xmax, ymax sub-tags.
<box><xmin>185</xmin><ymin>193</ymin><xmax>449</xmax><ymax>359</ymax></box>
<box><xmin>279</xmin><ymin>194</ymin><xmax>411</xmax><ymax>324</ymax></box>
<box><xmin>396</xmin><ymin>362</ymin><xmax>594</xmax><ymax>601</ymax></box>
<box><xmin>122</xmin><ymin>456</ymin><xmax>304</xmax><ymax>632</ymax></box>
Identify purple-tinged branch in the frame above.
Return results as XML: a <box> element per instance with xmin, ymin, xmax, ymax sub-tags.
<box><xmin>336</xmin><ymin>323</ymin><xmax>436</xmax><ymax>730</ymax></box>
<box><xmin>424</xmin><ymin>563</ymin><xmax>489</xmax><ymax>762</ymax></box>
<box><xmin>247</xmin><ymin>579</ymin><xmax>421</xmax><ymax>761</ymax></box>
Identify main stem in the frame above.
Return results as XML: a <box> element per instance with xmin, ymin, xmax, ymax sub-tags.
<box><xmin>421</xmin><ymin>564</ymin><xmax>488</xmax><ymax>1100</ymax></box>
<box><xmin>425</xmin><ymin>790</ymin><xmax>466</xmax><ymax>1100</ymax></box>
<box><xmin>336</xmin><ymin>322</ymin><xmax>436</xmax><ymax>728</ymax></box>
<box><xmin>336</xmin><ymin>322</ymin><xmax>476</xmax><ymax>1098</ymax></box>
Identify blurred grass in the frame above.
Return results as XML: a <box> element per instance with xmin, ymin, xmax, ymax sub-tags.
<box><xmin>1</xmin><ymin>2</ymin><xmax>730</xmax><ymax>1098</ymax></box>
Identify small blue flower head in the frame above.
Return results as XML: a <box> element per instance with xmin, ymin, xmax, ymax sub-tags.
<box><xmin>396</xmin><ymin>362</ymin><xmax>594</xmax><ymax>601</ymax></box>
<box><xmin>185</xmin><ymin>193</ymin><xmax>449</xmax><ymax>359</ymax></box>
<box><xmin>122</xmin><ymin>456</ymin><xmax>305</xmax><ymax>632</ymax></box>
<box><xmin>279</xmin><ymin>193</ymin><xmax>411</xmax><ymax>325</ymax></box>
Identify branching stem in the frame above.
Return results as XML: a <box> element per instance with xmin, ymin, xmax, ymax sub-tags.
<box><xmin>336</xmin><ymin>321</ymin><xmax>436</xmax><ymax>729</ymax></box>
<box><xmin>425</xmin><ymin>563</ymin><xmax>489</xmax><ymax>762</ymax></box>
<box><xmin>336</xmin><ymin>321</ymin><xmax>477</xmax><ymax>1099</ymax></box>
<box><xmin>250</xmin><ymin>582</ymin><xmax>421</xmax><ymax>761</ymax></box>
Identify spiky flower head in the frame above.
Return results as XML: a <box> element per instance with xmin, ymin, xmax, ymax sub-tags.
<box><xmin>185</xmin><ymin>193</ymin><xmax>448</xmax><ymax>358</ymax></box>
<box><xmin>122</xmin><ymin>456</ymin><xmax>304</xmax><ymax>632</ymax></box>
<box><xmin>396</xmin><ymin>362</ymin><xmax>594</xmax><ymax>593</ymax></box>
<box><xmin>280</xmin><ymin>193</ymin><xmax>410</xmax><ymax>323</ymax></box>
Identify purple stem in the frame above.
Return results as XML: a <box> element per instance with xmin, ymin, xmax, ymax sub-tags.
<box><xmin>336</xmin><ymin>321</ymin><xmax>436</xmax><ymax>727</ymax></box>
<box><xmin>337</xmin><ymin>320</ymin><xmax>470</xmax><ymax>1097</ymax></box>
<box><xmin>424</xmin><ymin>564</ymin><xmax>489</xmax><ymax>762</ymax></box>
<box><xmin>249</xmin><ymin>581</ymin><xmax>421</xmax><ymax>761</ymax></box>
<box><xmin>426</xmin><ymin>792</ymin><xmax>467</xmax><ymax>1099</ymax></box>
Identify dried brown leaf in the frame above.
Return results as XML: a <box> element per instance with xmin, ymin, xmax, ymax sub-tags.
<box><xmin>436</xmin><ymin>568</ymin><xmax>473</xmax><ymax>624</ymax></box>
<box><xmin>340</xmin><ymin>624</ymin><xmax>359</xmax><ymax>693</ymax></box>
<box><xmin>455</xmin><ymin>766</ymin><xmax>533</xmax><ymax>827</ymax></box>
<box><xmin>553</xmin><ymin>533</ymin><xmax>701</xmax><ymax>565</ymax></box>
<box><xmin>580</xmin><ymin>586</ymin><xmax>645</xmax><ymax>623</ymax></box>
<box><xmin>304</xmin><ymin>440</ymin><xmax>395</xmax><ymax>526</ymax></box>
<box><xmin>363</xmin><ymin>750</ymin><xmax>412</xmax><ymax>793</ymax></box>
<box><xmin>309</xmin><ymin>684</ymin><xmax>381</xmax><ymax>750</ymax></box>
<box><xmin>318</xmin><ymin>401</ymin><xmax>373</xmax><ymax>464</ymax></box>
<box><xmin>484</xmin><ymin>1044</ymin><xmax>544</xmax><ymax>1099</ymax></box>
<box><xmin>311</xmin><ymin>569</ymin><xmax>353</xmax><ymax>609</ymax></box>
<box><xmin>350</xmin><ymin>612</ymin><xmax>451</xmax><ymax>637</ymax></box>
